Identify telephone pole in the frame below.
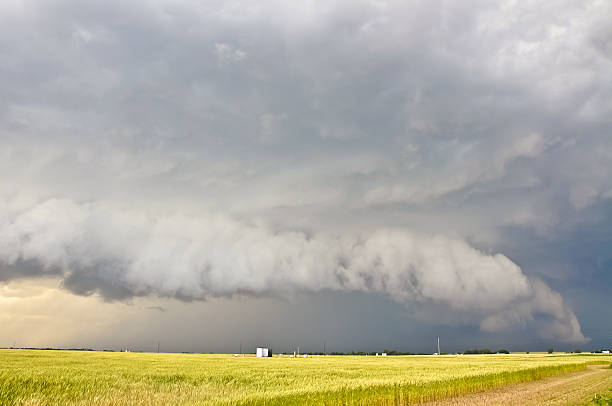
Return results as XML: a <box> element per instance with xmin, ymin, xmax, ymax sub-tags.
<box><xmin>157</xmin><ymin>342</ymin><xmax>160</xmax><ymax>353</ymax></box>
<box><xmin>437</xmin><ymin>337</ymin><xmax>440</xmax><ymax>355</ymax></box>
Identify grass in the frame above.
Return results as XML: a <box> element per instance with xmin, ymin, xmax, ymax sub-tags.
<box><xmin>588</xmin><ymin>391</ymin><xmax>612</xmax><ymax>406</ymax></box>
<box><xmin>1</xmin><ymin>350</ymin><xmax>611</xmax><ymax>405</ymax></box>
<box><xmin>586</xmin><ymin>365</ymin><xmax>612</xmax><ymax>406</ymax></box>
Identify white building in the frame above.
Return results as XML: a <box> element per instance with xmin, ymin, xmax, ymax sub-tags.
<box><xmin>256</xmin><ymin>347</ymin><xmax>272</xmax><ymax>357</ymax></box>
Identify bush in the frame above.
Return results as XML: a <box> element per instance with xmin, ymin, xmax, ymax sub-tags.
<box><xmin>547</xmin><ymin>348</ymin><xmax>554</xmax><ymax>354</ymax></box>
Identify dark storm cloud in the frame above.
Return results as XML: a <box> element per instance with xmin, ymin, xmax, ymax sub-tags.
<box><xmin>0</xmin><ymin>259</ymin><xmax>61</xmax><ymax>282</ymax></box>
<box><xmin>1</xmin><ymin>0</ymin><xmax>611</xmax><ymax>345</ymax></box>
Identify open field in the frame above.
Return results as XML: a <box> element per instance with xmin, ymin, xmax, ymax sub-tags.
<box><xmin>1</xmin><ymin>350</ymin><xmax>611</xmax><ymax>405</ymax></box>
<box><xmin>421</xmin><ymin>363</ymin><xmax>612</xmax><ymax>405</ymax></box>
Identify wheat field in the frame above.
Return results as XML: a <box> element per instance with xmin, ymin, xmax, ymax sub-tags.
<box><xmin>1</xmin><ymin>349</ymin><xmax>610</xmax><ymax>405</ymax></box>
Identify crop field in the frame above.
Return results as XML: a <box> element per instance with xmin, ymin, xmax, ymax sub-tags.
<box><xmin>1</xmin><ymin>350</ymin><xmax>611</xmax><ymax>406</ymax></box>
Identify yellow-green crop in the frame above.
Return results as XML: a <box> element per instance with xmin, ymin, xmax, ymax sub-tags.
<box><xmin>1</xmin><ymin>349</ymin><xmax>610</xmax><ymax>405</ymax></box>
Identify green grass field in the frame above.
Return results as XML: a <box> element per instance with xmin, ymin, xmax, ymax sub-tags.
<box><xmin>1</xmin><ymin>349</ymin><xmax>611</xmax><ymax>405</ymax></box>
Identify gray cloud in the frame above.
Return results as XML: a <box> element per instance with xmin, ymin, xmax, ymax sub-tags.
<box><xmin>0</xmin><ymin>198</ymin><xmax>586</xmax><ymax>342</ymax></box>
<box><xmin>1</xmin><ymin>0</ymin><xmax>611</xmax><ymax>346</ymax></box>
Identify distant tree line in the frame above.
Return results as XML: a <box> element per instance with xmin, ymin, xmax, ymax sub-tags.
<box><xmin>316</xmin><ymin>351</ymin><xmax>430</xmax><ymax>356</ymax></box>
<box><xmin>463</xmin><ymin>349</ymin><xmax>509</xmax><ymax>354</ymax></box>
<box><xmin>384</xmin><ymin>350</ymin><xmax>426</xmax><ymax>355</ymax></box>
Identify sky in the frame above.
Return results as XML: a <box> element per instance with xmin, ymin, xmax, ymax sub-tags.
<box><xmin>1</xmin><ymin>0</ymin><xmax>611</xmax><ymax>354</ymax></box>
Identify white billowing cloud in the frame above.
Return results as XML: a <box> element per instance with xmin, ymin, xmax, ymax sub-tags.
<box><xmin>0</xmin><ymin>198</ymin><xmax>586</xmax><ymax>343</ymax></box>
<box><xmin>479</xmin><ymin>279</ymin><xmax>586</xmax><ymax>343</ymax></box>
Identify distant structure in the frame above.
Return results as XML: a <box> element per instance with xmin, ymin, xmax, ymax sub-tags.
<box><xmin>603</xmin><ymin>350</ymin><xmax>610</xmax><ymax>354</ymax></box>
<box><xmin>256</xmin><ymin>347</ymin><xmax>272</xmax><ymax>357</ymax></box>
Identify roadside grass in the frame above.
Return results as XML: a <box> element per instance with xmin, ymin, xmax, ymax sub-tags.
<box><xmin>588</xmin><ymin>389</ymin><xmax>612</xmax><ymax>406</ymax></box>
<box><xmin>586</xmin><ymin>365</ymin><xmax>612</xmax><ymax>406</ymax></box>
<box><xmin>1</xmin><ymin>350</ymin><xmax>611</xmax><ymax>405</ymax></box>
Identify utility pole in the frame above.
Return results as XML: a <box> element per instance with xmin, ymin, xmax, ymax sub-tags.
<box><xmin>323</xmin><ymin>340</ymin><xmax>326</xmax><ymax>356</ymax></box>
<box><xmin>239</xmin><ymin>340</ymin><xmax>242</xmax><ymax>356</ymax></box>
<box><xmin>157</xmin><ymin>342</ymin><xmax>160</xmax><ymax>353</ymax></box>
<box><xmin>437</xmin><ymin>337</ymin><xmax>440</xmax><ymax>355</ymax></box>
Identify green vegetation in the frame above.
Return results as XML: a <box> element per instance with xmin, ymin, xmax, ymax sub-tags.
<box><xmin>1</xmin><ymin>349</ymin><xmax>610</xmax><ymax>405</ymax></box>
<box><xmin>587</xmin><ymin>389</ymin><xmax>612</xmax><ymax>406</ymax></box>
<box><xmin>463</xmin><ymin>349</ymin><xmax>509</xmax><ymax>354</ymax></box>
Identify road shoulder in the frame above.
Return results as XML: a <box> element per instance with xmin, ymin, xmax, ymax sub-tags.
<box><xmin>420</xmin><ymin>364</ymin><xmax>612</xmax><ymax>406</ymax></box>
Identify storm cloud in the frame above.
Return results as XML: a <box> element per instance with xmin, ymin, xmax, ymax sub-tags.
<box><xmin>1</xmin><ymin>0</ymin><xmax>611</xmax><ymax>347</ymax></box>
<box><xmin>0</xmin><ymin>198</ymin><xmax>587</xmax><ymax>342</ymax></box>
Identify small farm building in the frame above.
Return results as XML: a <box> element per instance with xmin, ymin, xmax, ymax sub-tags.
<box><xmin>256</xmin><ymin>347</ymin><xmax>272</xmax><ymax>357</ymax></box>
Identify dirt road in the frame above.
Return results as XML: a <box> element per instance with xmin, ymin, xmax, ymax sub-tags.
<box><xmin>421</xmin><ymin>364</ymin><xmax>612</xmax><ymax>405</ymax></box>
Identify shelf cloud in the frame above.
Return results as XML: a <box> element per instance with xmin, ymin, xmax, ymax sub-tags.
<box><xmin>0</xmin><ymin>198</ymin><xmax>586</xmax><ymax>342</ymax></box>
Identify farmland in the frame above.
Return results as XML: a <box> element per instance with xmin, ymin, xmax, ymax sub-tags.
<box><xmin>1</xmin><ymin>349</ymin><xmax>610</xmax><ymax>405</ymax></box>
